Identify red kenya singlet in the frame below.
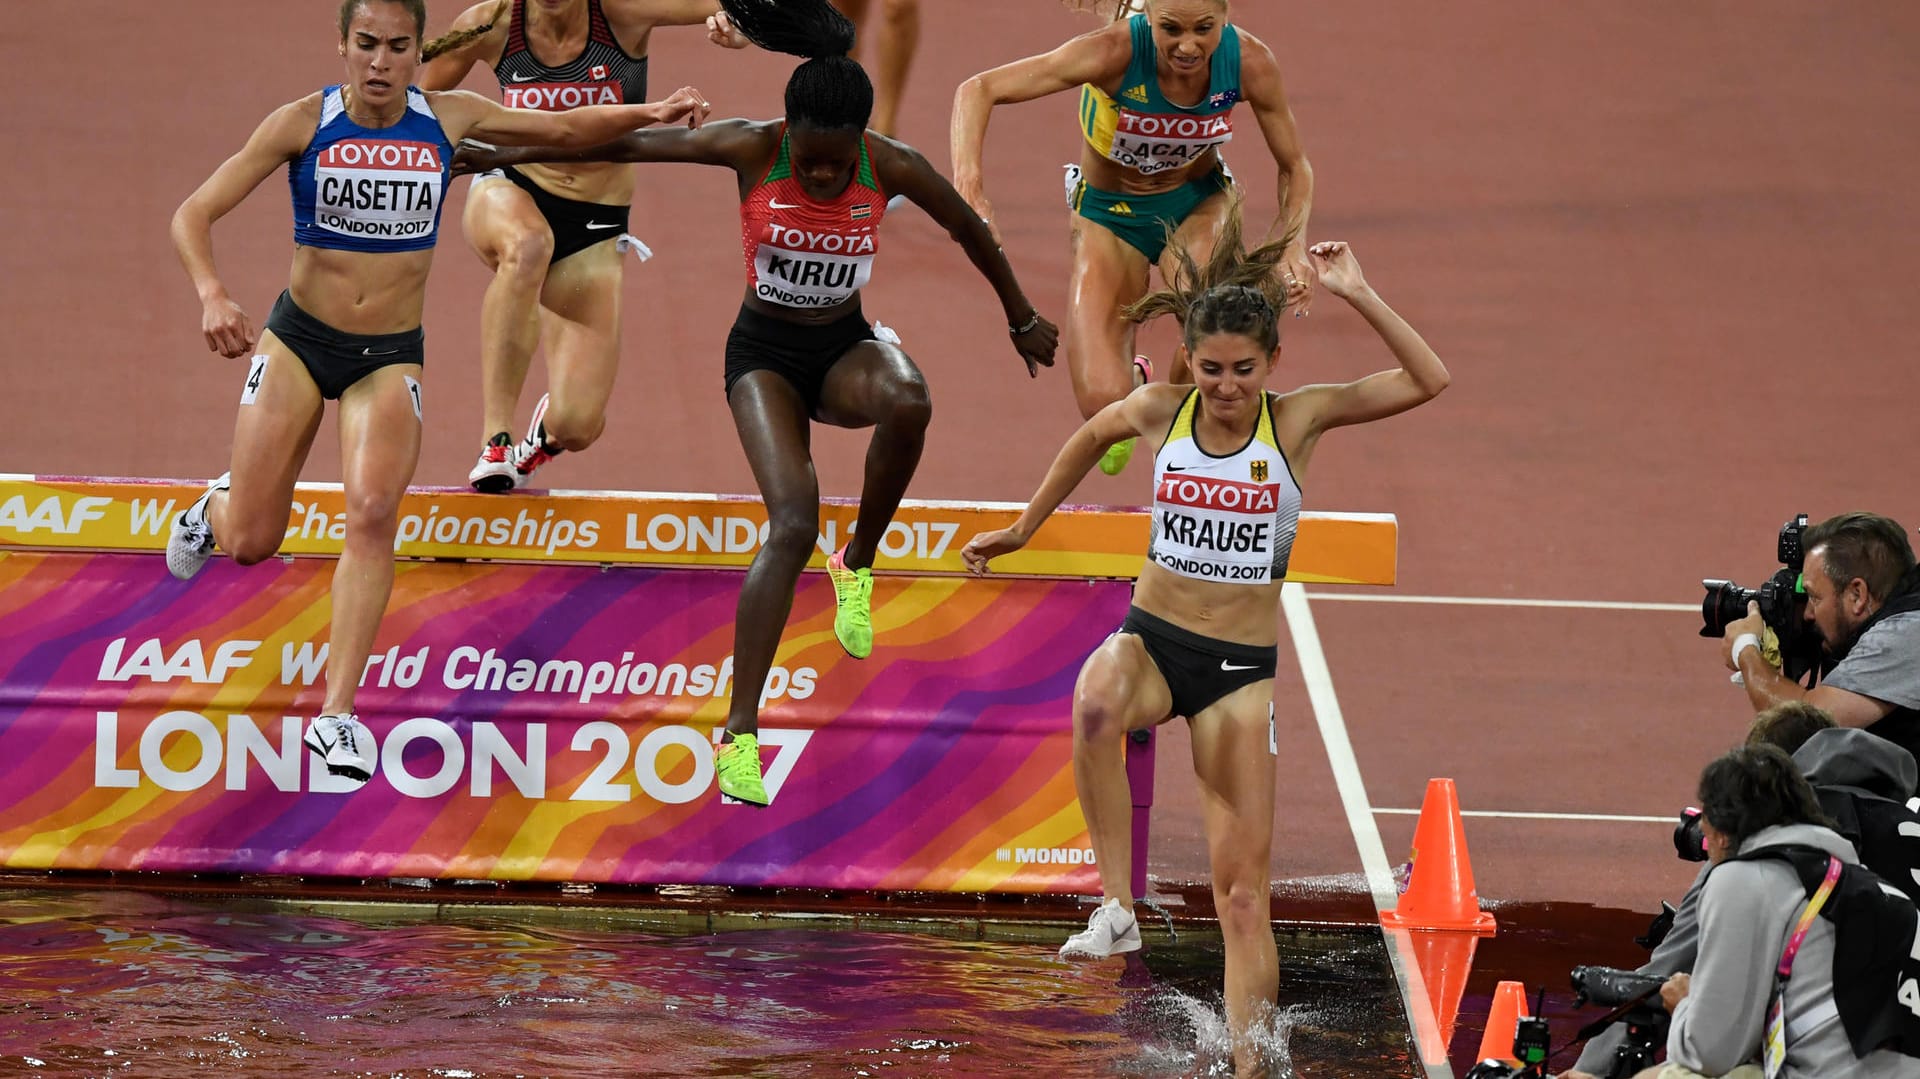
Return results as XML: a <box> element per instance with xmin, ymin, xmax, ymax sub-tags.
<box><xmin>738</xmin><ymin>128</ymin><xmax>888</xmax><ymax>309</ymax></box>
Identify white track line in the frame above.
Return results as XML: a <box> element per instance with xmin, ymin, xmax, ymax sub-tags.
<box><xmin>1373</xmin><ymin>808</ymin><xmax>1673</xmax><ymax>824</ymax></box>
<box><xmin>1281</xmin><ymin>583</ymin><xmax>1452</xmax><ymax>1077</ymax></box>
<box><xmin>1307</xmin><ymin>592</ymin><xmax>1695</xmax><ymax>613</ymax></box>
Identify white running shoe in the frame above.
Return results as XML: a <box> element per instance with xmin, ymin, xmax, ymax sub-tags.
<box><xmin>469</xmin><ymin>433</ymin><xmax>517</xmax><ymax>494</ymax></box>
<box><xmin>302</xmin><ymin>713</ymin><xmax>377</xmax><ymax>784</ymax></box>
<box><xmin>165</xmin><ymin>473</ymin><xmax>229</xmax><ymax>580</ymax></box>
<box><xmin>510</xmin><ymin>393</ymin><xmax>561</xmax><ymax>489</ymax></box>
<box><xmin>1060</xmin><ymin>898</ymin><xmax>1141</xmax><ymax>959</ymax></box>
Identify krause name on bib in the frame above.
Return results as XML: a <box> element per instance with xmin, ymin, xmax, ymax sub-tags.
<box><xmin>753</xmin><ymin>224</ymin><xmax>877</xmax><ymax>308</ymax></box>
<box><xmin>315</xmin><ymin>139</ymin><xmax>443</xmax><ymax>240</ymax></box>
<box><xmin>1113</xmin><ymin>112</ymin><xmax>1233</xmax><ymax>174</ymax></box>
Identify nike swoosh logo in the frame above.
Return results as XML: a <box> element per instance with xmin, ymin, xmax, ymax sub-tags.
<box><xmin>1165</xmin><ymin>464</ymin><xmax>1191</xmax><ymax>472</ymax></box>
<box><xmin>585</xmin><ymin>222</ymin><xmax>621</xmax><ymax>230</ymax></box>
<box><xmin>1220</xmin><ymin>661</ymin><xmax>1260</xmax><ymax>672</ymax></box>
<box><xmin>506</xmin><ymin>73</ymin><xmax>536</xmax><ymax>82</ymax></box>
<box><xmin>362</xmin><ymin>347</ymin><xmax>401</xmax><ymax>357</ymax></box>
<box><xmin>767</xmin><ymin>199</ymin><xmax>802</xmax><ymax>210</ymax></box>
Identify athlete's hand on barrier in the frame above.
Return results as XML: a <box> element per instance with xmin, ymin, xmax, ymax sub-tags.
<box><xmin>706</xmin><ymin>11</ymin><xmax>749</xmax><ymax>49</ymax></box>
<box><xmin>1011</xmin><ymin>314</ymin><xmax>1060</xmax><ymax>377</ymax></box>
<box><xmin>1305</xmin><ymin>240</ymin><xmax>1365</xmax><ymax>302</ymax></box>
<box><xmin>960</xmin><ymin>527</ymin><xmax>1029</xmax><ymax>575</ymax></box>
<box><xmin>651</xmin><ymin>86</ymin><xmax>711</xmax><ymax>129</ymax></box>
<box><xmin>451</xmin><ymin>139</ymin><xmax>500</xmax><ymax>177</ymax></box>
<box><xmin>201</xmin><ymin>295</ymin><xmax>254</xmax><ymax>359</ymax></box>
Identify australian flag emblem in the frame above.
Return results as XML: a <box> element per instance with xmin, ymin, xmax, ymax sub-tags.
<box><xmin>1208</xmin><ymin>89</ymin><xmax>1240</xmax><ymax>109</ymax></box>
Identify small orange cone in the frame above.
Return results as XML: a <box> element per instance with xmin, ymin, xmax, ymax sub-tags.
<box><xmin>1475</xmin><ymin>980</ymin><xmax>1532</xmax><ymax>1062</ymax></box>
<box><xmin>1381</xmin><ymin>778</ymin><xmax>1498</xmax><ymax>932</ymax></box>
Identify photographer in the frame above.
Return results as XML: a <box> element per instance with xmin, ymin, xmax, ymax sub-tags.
<box><xmin>1724</xmin><ymin>513</ymin><xmax>1920</xmax><ymax>760</ymax></box>
<box><xmin>1587</xmin><ymin>746</ymin><xmax>1914</xmax><ymax>1079</ymax></box>
<box><xmin>1569</xmin><ymin>703</ymin><xmax>1847</xmax><ymax>1076</ymax></box>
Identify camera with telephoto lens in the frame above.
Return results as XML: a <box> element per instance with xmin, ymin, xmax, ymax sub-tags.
<box><xmin>1700</xmin><ymin>513</ymin><xmax>1825</xmax><ymax>685</ymax></box>
<box><xmin>1569</xmin><ymin>965</ymin><xmax>1670</xmax><ymax>1078</ymax></box>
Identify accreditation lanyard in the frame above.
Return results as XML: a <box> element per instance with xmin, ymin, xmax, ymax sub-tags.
<box><xmin>1762</xmin><ymin>855</ymin><xmax>1843</xmax><ymax>1079</ymax></box>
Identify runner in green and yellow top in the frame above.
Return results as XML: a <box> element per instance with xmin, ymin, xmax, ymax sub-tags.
<box><xmin>457</xmin><ymin>0</ymin><xmax>1057</xmax><ymax>806</ymax></box>
<box><xmin>952</xmin><ymin>0</ymin><xmax>1314</xmax><ymax>476</ymax></box>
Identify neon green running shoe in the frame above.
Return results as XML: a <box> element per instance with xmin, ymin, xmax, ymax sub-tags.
<box><xmin>826</xmin><ymin>546</ymin><xmax>875</xmax><ymax>659</ymax></box>
<box><xmin>1098</xmin><ymin>437</ymin><xmax>1137</xmax><ymax>476</ymax></box>
<box><xmin>715</xmin><ymin>733</ymin><xmax>769</xmax><ymax>805</ymax></box>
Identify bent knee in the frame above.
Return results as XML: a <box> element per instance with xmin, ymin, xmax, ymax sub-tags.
<box><xmin>881</xmin><ymin>375</ymin><xmax>932</xmax><ymax>429</ymax></box>
<box><xmin>1074</xmin><ymin>683</ymin><xmax>1136</xmax><ymax>741</ymax></box>
<box><xmin>489</xmin><ymin>228</ymin><xmax>554</xmax><ymax>278</ymax></box>
<box><xmin>344</xmin><ymin>488</ymin><xmax>406</xmax><ymax>535</ymax></box>
<box><xmin>762</xmin><ymin>504</ymin><xmax>822</xmax><ymax>558</ymax></box>
<box><xmin>1213</xmin><ymin>875</ymin><xmax>1269</xmax><ymax>928</ymax></box>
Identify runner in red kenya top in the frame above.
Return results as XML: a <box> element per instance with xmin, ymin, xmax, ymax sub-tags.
<box><xmin>454</xmin><ymin>0</ymin><xmax>1058</xmax><ymax>805</ymax></box>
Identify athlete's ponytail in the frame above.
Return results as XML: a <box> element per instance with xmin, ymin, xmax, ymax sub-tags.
<box><xmin>421</xmin><ymin>0</ymin><xmax>509</xmax><ymax>62</ymax></box>
<box><xmin>718</xmin><ymin>0</ymin><xmax>872</xmax><ymax>131</ymax></box>
<box><xmin>1123</xmin><ymin>193</ymin><xmax>1299</xmax><ymax>354</ymax></box>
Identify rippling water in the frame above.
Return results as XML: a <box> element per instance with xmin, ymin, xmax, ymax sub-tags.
<box><xmin>0</xmin><ymin>889</ymin><xmax>1414</xmax><ymax>1077</ymax></box>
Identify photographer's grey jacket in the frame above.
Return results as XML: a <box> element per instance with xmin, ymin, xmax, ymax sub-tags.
<box><xmin>1668</xmin><ymin>822</ymin><xmax>1914</xmax><ymax>1078</ymax></box>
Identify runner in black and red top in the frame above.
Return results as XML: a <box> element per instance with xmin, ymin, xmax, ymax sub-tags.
<box><xmin>420</xmin><ymin>0</ymin><xmax>745</xmax><ymax>494</ymax></box>
<box><xmin>456</xmin><ymin>0</ymin><xmax>1059</xmax><ymax>806</ymax></box>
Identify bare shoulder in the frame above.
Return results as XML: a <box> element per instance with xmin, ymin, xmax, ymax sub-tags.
<box><xmin>1127</xmin><ymin>382</ymin><xmax>1190</xmax><ymax>432</ymax></box>
<box><xmin>258</xmin><ymin>93</ymin><xmax>324</xmax><ymax>151</ymax></box>
<box><xmin>1233</xmin><ymin>27</ymin><xmax>1287</xmax><ymax>98</ymax></box>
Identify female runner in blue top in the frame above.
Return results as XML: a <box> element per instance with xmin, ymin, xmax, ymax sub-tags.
<box><xmin>167</xmin><ymin>0</ymin><xmax>708</xmax><ymax>785</ymax></box>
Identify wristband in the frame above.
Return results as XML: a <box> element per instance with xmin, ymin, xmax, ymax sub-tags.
<box><xmin>1730</xmin><ymin>632</ymin><xmax>1761</xmax><ymax>667</ymax></box>
<box><xmin>1009</xmin><ymin>312</ymin><xmax>1040</xmax><ymax>336</ymax></box>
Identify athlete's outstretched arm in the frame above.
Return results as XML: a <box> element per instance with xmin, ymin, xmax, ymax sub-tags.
<box><xmin>416</xmin><ymin>0</ymin><xmax>509</xmax><ymax>91</ymax></box>
<box><xmin>452</xmin><ymin>117</ymin><xmax>767</xmax><ymax>177</ymax></box>
<box><xmin>960</xmin><ymin>386</ymin><xmax>1184</xmax><ymax>574</ymax></box>
<box><xmin>430</xmin><ymin>86</ymin><xmax>711</xmax><ymax>150</ymax></box>
<box><xmin>871</xmin><ymin>138</ymin><xmax>1058</xmax><ymax>376</ymax></box>
<box><xmin>1289</xmin><ymin>242</ymin><xmax>1449</xmax><ymax>435</ymax></box>
<box><xmin>1238</xmin><ymin>29</ymin><xmax>1315</xmax><ymax>311</ymax></box>
<box><xmin>949</xmin><ymin>23</ymin><xmax>1130</xmax><ymax>235</ymax></box>
<box><xmin>170</xmin><ymin>98</ymin><xmax>318</xmax><ymax>358</ymax></box>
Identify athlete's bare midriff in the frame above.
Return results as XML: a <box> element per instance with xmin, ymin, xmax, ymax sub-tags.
<box><xmin>1076</xmin><ymin>142</ymin><xmax>1223</xmax><ymax>199</ymax></box>
<box><xmin>287</xmin><ymin>246</ymin><xmax>434</xmax><ymax>334</ymax></box>
<box><xmin>511</xmin><ymin>158</ymin><xmax>636</xmax><ymax>206</ymax></box>
<box><xmin>1130</xmin><ymin>559</ymin><xmax>1282</xmax><ymax>648</ymax></box>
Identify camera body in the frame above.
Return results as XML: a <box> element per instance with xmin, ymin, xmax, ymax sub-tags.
<box><xmin>1700</xmin><ymin>513</ymin><xmax>1825</xmax><ymax>685</ymax></box>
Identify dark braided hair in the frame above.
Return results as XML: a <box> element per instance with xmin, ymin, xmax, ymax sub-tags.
<box><xmin>1123</xmin><ymin>192</ymin><xmax>1301</xmax><ymax>354</ymax></box>
<box><xmin>1698</xmin><ymin>744</ymin><xmax>1837</xmax><ymax>853</ymax></box>
<box><xmin>338</xmin><ymin>0</ymin><xmax>427</xmax><ymax>40</ymax></box>
<box><xmin>718</xmin><ymin>0</ymin><xmax>872</xmax><ymax>131</ymax></box>
<box><xmin>422</xmin><ymin>0</ymin><xmax>508</xmax><ymax>62</ymax></box>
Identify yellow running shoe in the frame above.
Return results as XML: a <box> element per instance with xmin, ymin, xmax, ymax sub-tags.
<box><xmin>1098</xmin><ymin>437</ymin><xmax>1137</xmax><ymax>476</ymax></box>
<box><xmin>826</xmin><ymin>546</ymin><xmax>875</xmax><ymax>659</ymax></box>
<box><xmin>715</xmin><ymin>733</ymin><xmax>769</xmax><ymax>805</ymax></box>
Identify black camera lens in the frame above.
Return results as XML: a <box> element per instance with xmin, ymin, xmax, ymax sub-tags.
<box><xmin>1673</xmin><ymin>807</ymin><xmax>1708</xmax><ymax>862</ymax></box>
<box><xmin>1699</xmin><ymin>579</ymin><xmax>1756</xmax><ymax>639</ymax></box>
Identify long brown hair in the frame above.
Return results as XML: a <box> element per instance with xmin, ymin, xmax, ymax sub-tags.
<box><xmin>1122</xmin><ymin>193</ymin><xmax>1300</xmax><ymax>352</ymax></box>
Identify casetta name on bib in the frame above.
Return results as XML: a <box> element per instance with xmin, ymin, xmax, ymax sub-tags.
<box><xmin>315</xmin><ymin>138</ymin><xmax>443</xmax><ymax>237</ymax></box>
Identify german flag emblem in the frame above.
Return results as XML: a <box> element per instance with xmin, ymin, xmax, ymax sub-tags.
<box><xmin>1250</xmin><ymin>460</ymin><xmax>1268</xmax><ymax>482</ymax></box>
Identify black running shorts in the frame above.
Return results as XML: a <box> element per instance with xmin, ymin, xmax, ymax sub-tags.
<box><xmin>723</xmin><ymin>302</ymin><xmax>876</xmax><ymax>415</ymax></box>
<box><xmin>1119</xmin><ymin>606</ymin><xmax>1278</xmax><ymax>720</ymax></box>
<box><xmin>263</xmin><ymin>291</ymin><xmax>424</xmax><ymax>400</ymax></box>
<box><xmin>493</xmin><ymin>166</ymin><xmax>630</xmax><ymax>265</ymax></box>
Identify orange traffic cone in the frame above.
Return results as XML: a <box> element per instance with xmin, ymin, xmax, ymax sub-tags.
<box><xmin>1476</xmin><ymin>980</ymin><xmax>1532</xmax><ymax>1062</ymax></box>
<box><xmin>1381</xmin><ymin>778</ymin><xmax>1498</xmax><ymax>932</ymax></box>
